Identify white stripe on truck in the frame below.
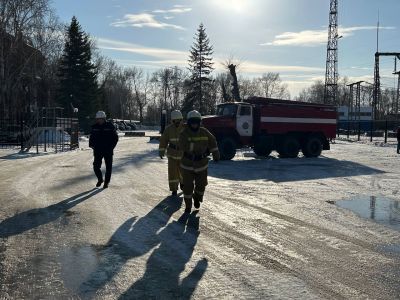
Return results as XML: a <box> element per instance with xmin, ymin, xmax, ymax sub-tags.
<box><xmin>261</xmin><ymin>117</ymin><xmax>336</xmax><ymax>124</ymax></box>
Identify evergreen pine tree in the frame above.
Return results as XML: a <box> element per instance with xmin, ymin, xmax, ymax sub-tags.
<box><xmin>58</xmin><ymin>16</ymin><xmax>98</xmax><ymax>124</ymax></box>
<box><xmin>183</xmin><ymin>23</ymin><xmax>214</xmax><ymax>115</ymax></box>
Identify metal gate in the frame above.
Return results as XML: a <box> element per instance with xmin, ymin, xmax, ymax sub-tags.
<box><xmin>0</xmin><ymin>107</ymin><xmax>79</xmax><ymax>153</ymax></box>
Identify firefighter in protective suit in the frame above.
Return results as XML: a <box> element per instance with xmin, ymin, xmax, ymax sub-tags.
<box><xmin>159</xmin><ymin>110</ymin><xmax>185</xmax><ymax>196</ymax></box>
<box><xmin>179</xmin><ymin>110</ymin><xmax>220</xmax><ymax>213</ymax></box>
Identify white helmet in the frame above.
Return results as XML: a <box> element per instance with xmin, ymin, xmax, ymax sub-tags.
<box><xmin>187</xmin><ymin>110</ymin><xmax>201</xmax><ymax>120</ymax></box>
<box><xmin>95</xmin><ymin>111</ymin><xmax>106</xmax><ymax>119</ymax></box>
<box><xmin>171</xmin><ymin>110</ymin><xmax>183</xmax><ymax>120</ymax></box>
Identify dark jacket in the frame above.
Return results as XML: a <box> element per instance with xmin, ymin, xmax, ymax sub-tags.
<box><xmin>89</xmin><ymin>122</ymin><xmax>119</xmax><ymax>154</ymax></box>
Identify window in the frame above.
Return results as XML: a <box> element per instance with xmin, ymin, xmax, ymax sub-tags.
<box><xmin>217</xmin><ymin>104</ymin><xmax>238</xmax><ymax>116</ymax></box>
<box><xmin>240</xmin><ymin>106</ymin><xmax>251</xmax><ymax>116</ymax></box>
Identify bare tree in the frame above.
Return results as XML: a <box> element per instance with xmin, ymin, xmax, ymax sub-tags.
<box><xmin>0</xmin><ymin>0</ymin><xmax>62</xmax><ymax>117</ymax></box>
<box><xmin>222</xmin><ymin>57</ymin><xmax>242</xmax><ymax>101</ymax></box>
<box><xmin>125</xmin><ymin>67</ymin><xmax>151</xmax><ymax>123</ymax></box>
<box><xmin>257</xmin><ymin>73</ymin><xmax>290</xmax><ymax>99</ymax></box>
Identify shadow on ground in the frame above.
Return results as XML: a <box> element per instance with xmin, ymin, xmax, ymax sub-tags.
<box><xmin>0</xmin><ymin>151</ymin><xmax>52</xmax><ymax>160</ymax></box>
<box><xmin>209</xmin><ymin>156</ymin><xmax>385</xmax><ymax>183</ymax></box>
<box><xmin>79</xmin><ymin>196</ymin><xmax>206</xmax><ymax>299</ymax></box>
<box><xmin>50</xmin><ymin>149</ymin><xmax>159</xmax><ymax>191</ymax></box>
<box><xmin>0</xmin><ymin>188</ymin><xmax>102</xmax><ymax>238</ymax></box>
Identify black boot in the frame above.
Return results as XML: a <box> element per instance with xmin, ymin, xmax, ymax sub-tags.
<box><xmin>96</xmin><ymin>179</ymin><xmax>104</xmax><ymax>188</ymax></box>
<box><xmin>184</xmin><ymin>198</ymin><xmax>192</xmax><ymax>213</ymax></box>
<box><xmin>180</xmin><ymin>183</ymin><xmax>184</xmax><ymax>191</ymax></box>
<box><xmin>103</xmin><ymin>181</ymin><xmax>109</xmax><ymax>189</ymax></box>
<box><xmin>193</xmin><ymin>198</ymin><xmax>201</xmax><ymax>209</ymax></box>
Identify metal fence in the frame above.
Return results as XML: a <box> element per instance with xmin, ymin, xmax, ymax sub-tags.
<box><xmin>337</xmin><ymin>120</ymin><xmax>400</xmax><ymax>144</ymax></box>
<box><xmin>0</xmin><ymin>108</ymin><xmax>79</xmax><ymax>153</ymax></box>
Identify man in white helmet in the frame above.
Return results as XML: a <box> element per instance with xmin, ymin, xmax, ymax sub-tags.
<box><xmin>159</xmin><ymin>110</ymin><xmax>185</xmax><ymax>196</ymax></box>
<box><xmin>89</xmin><ymin>111</ymin><xmax>119</xmax><ymax>188</ymax></box>
<box><xmin>179</xmin><ymin>110</ymin><xmax>220</xmax><ymax>213</ymax></box>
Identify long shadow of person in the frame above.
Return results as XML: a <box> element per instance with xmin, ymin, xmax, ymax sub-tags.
<box><xmin>118</xmin><ymin>211</ymin><xmax>208</xmax><ymax>300</ymax></box>
<box><xmin>79</xmin><ymin>195</ymin><xmax>184</xmax><ymax>296</ymax></box>
<box><xmin>0</xmin><ymin>188</ymin><xmax>102</xmax><ymax>238</ymax></box>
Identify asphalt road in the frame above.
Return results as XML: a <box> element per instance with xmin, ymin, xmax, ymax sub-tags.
<box><xmin>0</xmin><ymin>138</ymin><xmax>399</xmax><ymax>299</ymax></box>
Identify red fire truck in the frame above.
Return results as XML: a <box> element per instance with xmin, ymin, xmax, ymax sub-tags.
<box><xmin>202</xmin><ymin>97</ymin><xmax>337</xmax><ymax>160</ymax></box>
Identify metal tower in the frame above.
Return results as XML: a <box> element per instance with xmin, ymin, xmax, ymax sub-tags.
<box><xmin>394</xmin><ymin>58</ymin><xmax>400</xmax><ymax>115</ymax></box>
<box><xmin>373</xmin><ymin>52</ymin><xmax>400</xmax><ymax>119</ymax></box>
<box><xmin>324</xmin><ymin>0</ymin><xmax>339</xmax><ymax>105</ymax></box>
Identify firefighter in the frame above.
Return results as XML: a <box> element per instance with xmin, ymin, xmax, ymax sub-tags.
<box><xmin>397</xmin><ymin>126</ymin><xmax>400</xmax><ymax>154</ymax></box>
<box><xmin>89</xmin><ymin>111</ymin><xmax>119</xmax><ymax>189</ymax></box>
<box><xmin>179</xmin><ymin>110</ymin><xmax>220</xmax><ymax>213</ymax></box>
<box><xmin>159</xmin><ymin>110</ymin><xmax>185</xmax><ymax>196</ymax></box>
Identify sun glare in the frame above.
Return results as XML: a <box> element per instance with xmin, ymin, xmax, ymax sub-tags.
<box><xmin>216</xmin><ymin>0</ymin><xmax>248</xmax><ymax>13</ymax></box>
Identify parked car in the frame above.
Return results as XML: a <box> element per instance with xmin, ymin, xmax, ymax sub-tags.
<box><xmin>36</xmin><ymin>128</ymin><xmax>71</xmax><ymax>143</ymax></box>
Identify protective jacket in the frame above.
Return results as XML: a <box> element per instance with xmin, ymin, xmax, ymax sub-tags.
<box><xmin>89</xmin><ymin>122</ymin><xmax>119</xmax><ymax>154</ymax></box>
<box><xmin>159</xmin><ymin>123</ymin><xmax>185</xmax><ymax>160</ymax></box>
<box><xmin>179</xmin><ymin>127</ymin><xmax>220</xmax><ymax>172</ymax></box>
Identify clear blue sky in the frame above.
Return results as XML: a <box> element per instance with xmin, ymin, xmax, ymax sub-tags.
<box><xmin>52</xmin><ymin>0</ymin><xmax>400</xmax><ymax>97</ymax></box>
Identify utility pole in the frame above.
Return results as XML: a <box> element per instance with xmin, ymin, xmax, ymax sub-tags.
<box><xmin>393</xmin><ymin>58</ymin><xmax>400</xmax><ymax>117</ymax></box>
<box><xmin>324</xmin><ymin>0</ymin><xmax>340</xmax><ymax>105</ymax></box>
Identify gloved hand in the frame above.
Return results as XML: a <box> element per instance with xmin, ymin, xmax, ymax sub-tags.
<box><xmin>212</xmin><ymin>152</ymin><xmax>220</xmax><ymax>163</ymax></box>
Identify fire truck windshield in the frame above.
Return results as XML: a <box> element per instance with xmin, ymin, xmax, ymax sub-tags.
<box><xmin>217</xmin><ymin>104</ymin><xmax>238</xmax><ymax>117</ymax></box>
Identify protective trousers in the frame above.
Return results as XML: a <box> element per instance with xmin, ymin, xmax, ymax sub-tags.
<box><xmin>93</xmin><ymin>152</ymin><xmax>113</xmax><ymax>183</ymax></box>
<box><xmin>181</xmin><ymin>168</ymin><xmax>208</xmax><ymax>209</ymax></box>
<box><xmin>168</xmin><ymin>157</ymin><xmax>182</xmax><ymax>191</ymax></box>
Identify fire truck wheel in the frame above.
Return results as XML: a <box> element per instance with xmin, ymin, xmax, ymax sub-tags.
<box><xmin>218</xmin><ymin>138</ymin><xmax>237</xmax><ymax>160</ymax></box>
<box><xmin>278</xmin><ymin>136</ymin><xmax>300</xmax><ymax>158</ymax></box>
<box><xmin>303</xmin><ymin>136</ymin><xmax>323</xmax><ymax>158</ymax></box>
<box><xmin>253</xmin><ymin>135</ymin><xmax>273</xmax><ymax>157</ymax></box>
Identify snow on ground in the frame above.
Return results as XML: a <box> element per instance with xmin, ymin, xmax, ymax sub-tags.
<box><xmin>0</xmin><ymin>137</ymin><xmax>400</xmax><ymax>299</ymax></box>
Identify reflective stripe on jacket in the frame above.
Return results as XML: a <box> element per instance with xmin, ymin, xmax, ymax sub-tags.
<box><xmin>179</xmin><ymin>127</ymin><xmax>220</xmax><ymax>172</ymax></box>
<box><xmin>159</xmin><ymin>123</ymin><xmax>185</xmax><ymax>159</ymax></box>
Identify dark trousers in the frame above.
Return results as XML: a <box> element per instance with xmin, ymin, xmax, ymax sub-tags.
<box><xmin>93</xmin><ymin>152</ymin><xmax>113</xmax><ymax>183</ymax></box>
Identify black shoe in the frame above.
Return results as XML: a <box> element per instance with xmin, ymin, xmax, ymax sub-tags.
<box><xmin>103</xmin><ymin>182</ymin><xmax>109</xmax><ymax>189</ymax></box>
<box><xmin>96</xmin><ymin>180</ymin><xmax>104</xmax><ymax>187</ymax></box>
<box><xmin>172</xmin><ymin>191</ymin><xmax>178</xmax><ymax>196</ymax></box>
<box><xmin>184</xmin><ymin>207</ymin><xmax>191</xmax><ymax>213</ymax></box>
<box><xmin>194</xmin><ymin>199</ymin><xmax>201</xmax><ymax>209</ymax></box>
<box><xmin>180</xmin><ymin>183</ymin><xmax>184</xmax><ymax>191</ymax></box>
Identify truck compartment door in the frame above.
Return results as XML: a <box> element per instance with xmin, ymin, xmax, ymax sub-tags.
<box><xmin>236</xmin><ymin>105</ymin><xmax>253</xmax><ymax>137</ymax></box>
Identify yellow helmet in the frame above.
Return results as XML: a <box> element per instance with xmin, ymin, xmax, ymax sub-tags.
<box><xmin>187</xmin><ymin>110</ymin><xmax>201</xmax><ymax>120</ymax></box>
<box><xmin>171</xmin><ymin>110</ymin><xmax>183</xmax><ymax>120</ymax></box>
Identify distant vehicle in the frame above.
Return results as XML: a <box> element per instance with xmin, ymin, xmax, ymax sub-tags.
<box><xmin>109</xmin><ymin>119</ymin><xmax>139</xmax><ymax>131</ymax></box>
<box><xmin>202</xmin><ymin>97</ymin><xmax>337</xmax><ymax>160</ymax></box>
<box><xmin>36</xmin><ymin>128</ymin><xmax>71</xmax><ymax>143</ymax></box>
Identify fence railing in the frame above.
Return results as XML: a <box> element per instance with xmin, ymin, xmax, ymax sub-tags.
<box><xmin>0</xmin><ymin>109</ymin><xmax>79</xmax><ymax>153</ymax></box>
<box><xmin>337</xmin><ymin>120</ymin><xmax>400</xmax><ymax>144</ymax></box>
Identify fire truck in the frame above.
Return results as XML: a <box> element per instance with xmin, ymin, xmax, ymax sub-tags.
<box><xmin>202</xmin><ymin>97</ymin><xmax>337</xmax><ymax>160</ymax></box>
